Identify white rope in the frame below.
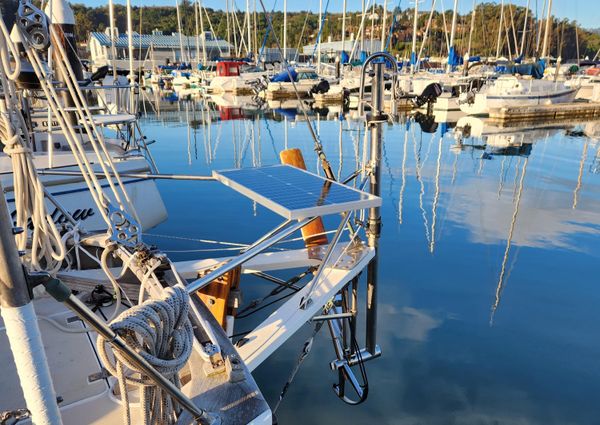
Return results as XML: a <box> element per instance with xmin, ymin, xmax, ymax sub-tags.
<box><xmin>0</xmin><ymin>17</ymin><xmax>66</xmax><ymax>273</ymax></box>
<box><xmin>97</xmin><ymin>286</ymin><xmax>194</xmax><ymax>425</ymax></box>
<box><xmin>17</xmin><ymin>23</ymin><xmax>142</xmax><ymax>229</ymax></box>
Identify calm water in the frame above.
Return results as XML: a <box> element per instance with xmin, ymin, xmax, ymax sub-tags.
<box><xmin>139</xmin><ymin>95</ymin><xmax>600</xmax><ymax>425</ymax></box>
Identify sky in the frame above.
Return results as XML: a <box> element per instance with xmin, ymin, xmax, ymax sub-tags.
<box><xmin>78</xmin><ymin>0</ymin><xmax>600</xmax><ymax>29</ymax></box>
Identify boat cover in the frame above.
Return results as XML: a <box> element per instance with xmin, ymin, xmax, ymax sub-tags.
<box><xmin>271</xmin><ymin>67</ymin><xmax>297</xmax><ymax>82</ymax></box>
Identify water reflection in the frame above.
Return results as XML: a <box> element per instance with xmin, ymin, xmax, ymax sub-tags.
<box><xmin>139</xmin><ymin>91</ymin><xmax>600</xmax><ymax>424</ymax></box>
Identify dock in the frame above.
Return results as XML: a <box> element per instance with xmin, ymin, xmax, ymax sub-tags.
<box><xmin>490</xmin><ymin>102</ymin><xmax>600</xmax><ymax>123</ymax></box>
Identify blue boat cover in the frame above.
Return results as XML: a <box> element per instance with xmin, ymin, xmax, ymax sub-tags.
<box><xmin>499</xmin><ymin>61</ymin><xmax>545</xmax><ymax>79</ymax></box>
<box><xmin>271</xmin><ymin>67</ymin><xmax>297</xmax><ymax>82</ymax></box>
<box><xmin>340</xmin><ymin>51</ymin><xmax>349</xmax><ymax>64</ymax></box>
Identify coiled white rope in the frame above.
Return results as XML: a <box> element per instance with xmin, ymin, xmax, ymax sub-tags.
<box><xmin>97</xmin><ymin>286</ymin><xmax>194</xmax><ymax>425</ymax></box>
<box><xmin>0</xmin><ymin>17</ymin><xmax>66</xmax><ymax>273</ymax></box>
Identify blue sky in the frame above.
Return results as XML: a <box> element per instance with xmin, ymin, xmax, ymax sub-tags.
<box><xmin>78</xmin><ymin>0</ymin><xmax>599</xmax><ymax>29</ymax></box>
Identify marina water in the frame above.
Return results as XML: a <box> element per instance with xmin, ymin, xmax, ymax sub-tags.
<box><xmin>139</xmin><ymin>97</ymin><xmax>600</xmax><ymax>424</ymax></box>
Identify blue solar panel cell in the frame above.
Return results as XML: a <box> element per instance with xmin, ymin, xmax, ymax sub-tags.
<box><xmin>214</xmin><ymin>165</ymin><xmax>381</xmax><ymax>219</ymax></box>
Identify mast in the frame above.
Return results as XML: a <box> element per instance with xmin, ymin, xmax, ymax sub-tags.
<box><xmin>318</xmin><ymin>0</ymin><xmax>322</xmax><ymax>73</ymax></box>
<box><xmin>369</xmin><ymin>1</ymin><xmax>375</xmax><ymax>51</ymax></box>
<box><xmin>410</xmin><ymin>0</ymin><xmax>419</xmax><ymax>72</ymax></box>
<box><xmin>467</xmin><ymin>0</ymin><xmax>477</xmax><ymax>56</ymax></box>
<box><xmin>194</xmin><ymin>0</ymin><xmax>200</xmax><ymax>67</ymax></box>
<box><xmin>283</xmin><ymin>0</ymin><xmax>287</xmax><ymax>61</ymax></box>
<box><xmin>495</xmin><ymin>0</ymin><xmax>504</xmax><ymax>59</ymax></box>
<box><xmin>0</xmin><ymin>184</ymin><xmax>63</xmax><ymax>425</ymax></box>
<box><xmin>519</xmin><ymin>0</ymin><xmax>530</xmax><ymax>57</ymax></box>
<box><xmin>508</xmin><ymin>2</ymin><xmax>518</xmax><ymax>56</ymax></box>
<box><xmin>541</xmin><ymin>0</ymin><xmax>553</xmax><ymax>58</ymax></box>
<box><xmin>126</xmin><ymin>0</ymin><xmax>135</xmax><ymax>112</ymax></box>
<box><xmin>447</xmin><ymin>0</ymin><xmax>459</xmax><ymax>71</ymax></box>
<box><xmin>361</xmin><ymin>0</ymin><xmax>366</xmax><ymax>52</ymax></box>
<box><xmin>246</xmin><ymin>0</ymin><xmax>252</xmax><ymax>58</ymax></box>
<box><xmin>536</xmin><ymin>0</ymin><xmax>547</xmax><ymax>55</ymax></box>
<box><xmin>108</xmin><ymin>0</ymin><xmax>118</xmax><ymax>80</ymax></box>
<box><xmin>342</xmin><ymin>0</ymin><xmax>347</xmax><ymax>51</ymax></box>
<box><xmin>176</xmin><ymin>0</ymin><xmax>186</xmax><ymax>63</ymax></box>
<box><xmin>198</xmin><ymin>0</ymin><xmax>207</xmax><ymax>65</ymax></box>
<box><xmin>226</xmin><ymin>0</ymin><xmax>231</xmax><ymax>51</ymax></box>
<box><xmin>575</xmin><ymin>23</ymin><xmax>580</xmax><ymax>66</ymax></box>
<box><xmin>380</xmin><ymin>0</ymin><xmax>388</xmax><ymax>51</ymax></box>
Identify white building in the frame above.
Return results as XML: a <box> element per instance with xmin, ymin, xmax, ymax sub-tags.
<box><xmin>88</xmin><ymin>28</ymin><xmax>232</xmax><ymax>70</ymax></box>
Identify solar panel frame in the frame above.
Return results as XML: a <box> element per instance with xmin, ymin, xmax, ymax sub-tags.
<box><xmin>213</xmin><ymin>165</ymin><xmax>382</xmax><ymax>220</ymax></box>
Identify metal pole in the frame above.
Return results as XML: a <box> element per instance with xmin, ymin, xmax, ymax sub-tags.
<box><xmin>380</xmin><ymin>0</ymin><xmax>388</xmax><ymax>51</ymax></box>
<box><xmin>447</xmin><ymin>0</ymin><xmax>459</xmax><ymax>72</ymax></box>
<box><xmin>0</xmin><ymin>184</ymin><xmax>63</xmax><ymax>425</ymax></box>
<box><xmin>365</xmin><ymin>60</ymin><xmax>383</xmax><ymax>356</ymax></box>
<box><xmin>37</xmin><ymin>170</ymin><xmax>215</xmax><ymax>181</ymax></box>
<box><xmin>126</xmin><ymin>0</ymin><xmax>135</xmax><ymax>112</ymax></box>
<box><xmin>467</xmin><ymin>0</ymin><xmax>476</xmax><ymax>56</ymax></box>
<box><xmin>108</xmin><ymin>0</ymin><xmax>118</xmax><ymax>80</ymax></box>
<box><xmin>411</xmin><ymin>0</ymin><xmax>419</xmax><ymax>73</ymax></box>
<box><xmin>283</xmin><ymin>0</ymin><xmax>287</xmax><ymax>61</ymax></box>
<box><xmin>199</xmin><ymin>0</ymin><xmax>207</xmax><ymax>65</ymax></box>
<box><xmin>246</xmin><ymin>0</ymin><xmax>252</xmax><ymax>57</ymax></box>
<box><xmin>541</xmin><ymin>0</ymin><xmax>552</xmax><ymax>58</ymax></box>
<box><xmin>496</xmin><ymin>0</ymin><xmax>505</xmax><ymax>59</ymax></box>
<box><xmin>186</xmin><ymin>217</ymin><xmax>316</xmax><ymax>294</ymax></box>
<box><xmin>318</xmin><ymin>0</ymin><xmax>322</xmax><ymax>73</ymax></box>
<box><xmin>195</xmin><ymin>0</ymin><xmax>200</xmax><ymax>66</ymax></box>
<box><xmin>341</xmin><ymin>0</ymin><xmax>347</xmax><ymax>54</ymax></box>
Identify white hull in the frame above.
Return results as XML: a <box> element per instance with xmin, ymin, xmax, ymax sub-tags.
<box><xmin>459</xmin><ymin>85</ymin><xmax>578</xmax><ymax>116</ymax></box>
<box><xmin>0</xmin><ymin>153</ymin><xmax>167</xmax><ymax>232</ymax></box>
<box><xmin>209</xmin><ymin>72</ymin><xmax>265</xmax><ymax>94</ymax></box>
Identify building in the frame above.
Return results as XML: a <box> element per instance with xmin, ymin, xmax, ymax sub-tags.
<box><xmin>302</xmin><ymin>37</ymin><xmax>382</xmax><ymax>62</ymax></box>
<box><xmin>88</xmin><ymin>28</ymin><xmax>232</xmax><ymax>70</ymax></box>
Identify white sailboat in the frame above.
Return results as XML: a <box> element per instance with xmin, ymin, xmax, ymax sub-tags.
<box><xmin>458</xmin><ymin>76</ymin><xmax>578</xmax><ymax>116</ymax></box>
<box><xmin>0</xmin><ymin>5</ymin><xmax>387</xmax><ymax>424</ymax></box>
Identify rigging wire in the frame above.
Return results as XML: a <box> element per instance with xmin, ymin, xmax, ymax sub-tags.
<box><xmin>257</xmin><ymin>0</ymin><xmax>336</xmax><ymax>180</ymax></box>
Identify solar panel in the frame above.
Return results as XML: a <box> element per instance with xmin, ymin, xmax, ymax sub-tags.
<box><xmin>213</xmin><ymin>165</ymin><xmax>381</xmax><ymax>220</ymax></box>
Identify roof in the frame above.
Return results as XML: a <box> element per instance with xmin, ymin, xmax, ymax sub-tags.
<box><xmin>89</xmin><ymin>32</ymin><xmax>231</xmax><ymax>50</ymax></box>
<box><xmin>302</xmin><ymin>39</ymin><xmax>382</xmax><ymax>54</ymax></box>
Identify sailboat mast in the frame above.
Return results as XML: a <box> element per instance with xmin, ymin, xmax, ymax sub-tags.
<box><xmin>447</xmin><ymin>0</ymin><xmax>459</xmax><ymax>71</ymax></box>
<box><xmin>226</xmin><ymin>0</ymin><xmax>231</xmax><ymax>51</ymax></box>
<box><xmin>126</xmin><ymin>0</ymin><xmax>135</xmax><ymax>112</ymax></box>
<box><xmin>575</xmin><ymin>23</ymin><xmax>580</xmax><ymax>66</ymax></box>
<box><xmin>536</xmin><ymin>0</ymin><xmax>547</xmax><ymax>55</ymax></box>
<box><xmin>410</xmin><ymin>0</ymin><xmax>419</xmax><ymax>73</ymax></box>
<box><xmin>520</xmin><ymin>0</ymin><xmax>530</xmax><ymax>57</ymax></box>
<box><xmin>380</xmin><ymin>0</ymin><xmax>388</xmax><ymax>50</ymax></box>
<box><xmin>361</xmin><ymin>0</ymin><xmax>366</xmax><ymax>52</ymax></box>
<box><xmin>342</xmin><ymin>0</ymin><xmax>347</xmax><ymax>50</ymax></box>
<box><xmin>199</xmin><ymin>0</ymin><xmax>207</xmax><ymax>65</ymax></box>
<box><xmin>369</xmin><ymin>1</ymin><xmax>375</xmax><ymax>51</ymax></box>
<box><xmin>108</xmin><ymin>0</ymin><xmax>117</xmax><ymax>79</ymax></box>
<box><xmin>176</xmin><ymin>0</ymin><xmax>186</xmax><ymax>63</ymax></box>
<box><xmin>195</xmin><ymin>0</ymin><xmax>200</xmax><ymax>66</ymax></box>
<box><xmin>495</xmin><ymin>0</ymin><xmax>505</xmax><ymax>59</ymax></box>
<box><xmin>467</xmin><ymin>0</ymin><xmax>477</xmax><ymax>56</ymax></box>
<box><xmin>283</xmin><ymin>0</ymin><xmax>287</xmax><ymax>61</ymax></box>
<box><xmin>246</xmin><ymin>0</ymin><xmax>252</xmax><ymax>58</ymax></box>
<box><xmin>541</xmin><ymin>0</ymin><xmax>553</xmax><ymax>58</ymax></box>
<box><xmin>318</xmin><ymin>0</ymin><xmax>322</xmax><ymax>73</ymax></box>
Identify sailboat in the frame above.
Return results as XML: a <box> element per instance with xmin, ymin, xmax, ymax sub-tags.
<box><xmin>0</xmin><ymin>4</ymin><xmax>388</xmax><ymax>424</ymax></box>
<box><xmin>458</xmin><ymin>75</ymin><xmax>579</xmax><ymax>116</ymax></box>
